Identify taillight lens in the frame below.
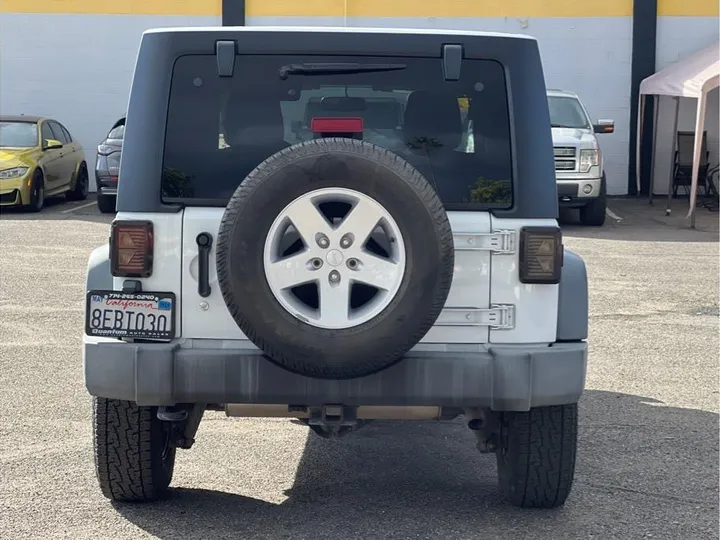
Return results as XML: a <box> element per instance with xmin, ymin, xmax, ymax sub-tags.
<box><xmin>519</xmin><ymin>227</ymin><xmax>563</xmax><ymax>284</ymax></box>
<box><xmin>110</xmin><ymin>221</ymin><xmax>153</xmax><ymax>277</ymax></box>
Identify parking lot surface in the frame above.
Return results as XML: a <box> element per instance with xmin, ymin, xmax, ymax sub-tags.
<box><xmin>1</xmin><ymin>197</ymin><xmax>718</xmax><ymax>540</ymax></box>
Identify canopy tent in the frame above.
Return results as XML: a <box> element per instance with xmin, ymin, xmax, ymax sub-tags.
<box><xmin>636</xmin><ymin>42</ymin><xmax>719</xmax><ymax>227</ymax></box>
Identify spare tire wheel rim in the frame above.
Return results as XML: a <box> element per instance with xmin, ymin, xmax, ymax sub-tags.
<box><xmin>263</xmin><ymin>187</ymin><xmax>407</xmax><ymax>329</ymax></box>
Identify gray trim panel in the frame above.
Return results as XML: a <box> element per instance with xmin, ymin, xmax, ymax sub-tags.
<box><xmin>84</xmin><ymin>340</ymin><xmax>587</xmax><ymax>411</ymax></box>
<box><xmin>118</xmin><ymin>28</ymin><xmax>557</xmax><ymax>219</ymax></box>
<box><xmin>556</xmin><ymin>249</ymin><xmax>589</xmax><ymax>341</ymax></box>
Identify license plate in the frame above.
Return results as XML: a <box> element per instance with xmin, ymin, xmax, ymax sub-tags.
<box><xmin>85</xmin><ymin>290</ymin><xmax>175</xmax><ymax>340</ymax></box>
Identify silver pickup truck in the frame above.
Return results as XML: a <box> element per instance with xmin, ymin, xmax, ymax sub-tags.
<box><xmin>548</xmin><ymin>89</ymin><xmax>614</xmax><ymax>226</ymax></box>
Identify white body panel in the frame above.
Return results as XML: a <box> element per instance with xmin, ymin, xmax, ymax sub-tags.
<box><xmin>181</xmin><ymin>208</ymin><xmax>248</xmax><ymax>340</ymax></box>
<box><xmin>112</xmin><ymin>212</ymin><xmax>184</xmax><ymax>338</ymax></box>
<box><xmin>116</xmin><ymin>210</ymin><xmax>559</xmax><ymax>346</ymax></box>
<box><xmin>489</xmin><ymin>217</ymin><xmax>559</xmax><ymax>343</ymax></box>
<box><xmin>420</xmin><ymin>211</ymin><xmax>491</xmax><ymax>344</ymax></box>
<box><xmin>178</xmin><ymin>209</ymin><xmax>493</xmax><ymax>344</ymax></box>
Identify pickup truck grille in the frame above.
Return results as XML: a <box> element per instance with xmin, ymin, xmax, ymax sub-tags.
<box><xmin>554</xmin><ymin>147</ymin><xmax>577</xmax><ymax>171</ymax></box>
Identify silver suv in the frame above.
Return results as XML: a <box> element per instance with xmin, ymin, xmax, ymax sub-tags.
<box><xmin>548</xmin><ymin>89</ymin><xmax>614</xmax><ymax>226</ymax></box>
<box><xmin>83</xmin><ymin>27</ymin><xmax>588</xmax><ymax>509</ymax></box>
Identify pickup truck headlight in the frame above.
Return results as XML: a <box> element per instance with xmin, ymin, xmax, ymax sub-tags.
<box><xmin>579</xmin><ymin>150</ymin><xmax>599</xmax><ymax>173</ymax></box>
<box><xmin>0</xmin><ymin>167</ymin><xmax>29</xmax><ymax>180</ymax></box>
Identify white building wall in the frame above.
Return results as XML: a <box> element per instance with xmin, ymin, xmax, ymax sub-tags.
<box><xmin>0</xmin><ymin>14</ymin><xmax>220</xmax><ymax>191</ymax></box>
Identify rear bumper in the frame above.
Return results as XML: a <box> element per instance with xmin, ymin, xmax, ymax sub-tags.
<box><xmin>84</xmin><ymin>339</ymin><xmax>587</xmax><ymax>412</ymax></box>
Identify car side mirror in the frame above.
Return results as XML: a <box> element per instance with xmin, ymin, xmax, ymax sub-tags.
<box><xmin>593</xmin><ymin>120</ymin><xmax>614</xmax><ymax>134</ymax></box>
<box><xmin>43</xmin><ymin>139</ymin><xmax>64</xmax><ymax>150</ymax></box>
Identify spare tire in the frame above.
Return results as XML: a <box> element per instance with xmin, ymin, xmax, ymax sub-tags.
<box><xmin>216</xmin><ymin>138</ymin><xmax>453</xmax><ymax>379</ymax></box>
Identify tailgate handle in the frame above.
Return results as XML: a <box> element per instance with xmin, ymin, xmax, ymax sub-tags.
<box><xmin>196</xmin><ymin>233</ymin><xmax>213</xmax><ymax>298</ymax></box>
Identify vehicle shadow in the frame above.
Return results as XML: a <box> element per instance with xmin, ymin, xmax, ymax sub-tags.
<box><xmin>560</xmin><ymin>197</ymin><xmax>719</xmax><ymax>243</ymax></box>
<box><xmin>0</xmin><ymin>194</ymin><xmax>113</xmax><ymax>224</ymax></box>
<box><xmin>113</xmin><ymin>390</ymin><xmax>719</xmax><ymax>540</ymax></box>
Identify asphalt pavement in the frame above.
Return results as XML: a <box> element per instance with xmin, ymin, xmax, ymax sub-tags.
<box><xmin>0</xmin><ymin>196</ymin><xmax>718</xmax><ymax>540</ymax></box>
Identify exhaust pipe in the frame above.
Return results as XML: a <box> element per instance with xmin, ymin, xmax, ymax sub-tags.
<box><xmin>225</xmin><ymin>404</ymin><xmax>444</xmax><ymax>420</ymax></box>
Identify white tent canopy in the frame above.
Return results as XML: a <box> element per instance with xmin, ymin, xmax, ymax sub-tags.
<box><xmin>636</xmin><ymin>42</ymin><xmax>719</xmax><ymax>226</ymax></box>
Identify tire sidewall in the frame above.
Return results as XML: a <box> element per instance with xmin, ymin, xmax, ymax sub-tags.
<box><xmin>29</xmin><ymin>171</ymin><xmax>44</xmax><ymax>211</ymax></box>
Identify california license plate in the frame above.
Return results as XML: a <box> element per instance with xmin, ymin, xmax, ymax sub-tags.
<box><xmin>85</xmin><ymin>291</ymin><xmax>175</xmax><ymax>340</ymax></box>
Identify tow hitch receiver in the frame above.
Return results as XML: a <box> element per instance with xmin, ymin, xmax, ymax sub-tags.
<box><xmin>309</xmin><ymin>405</ymin><xmax>358</xmax><ymax>428</ymax></box>
<box><xmin>307</xmin><ymin>405</ymin><xmax>363</xmax><ymax>438</ymax></box>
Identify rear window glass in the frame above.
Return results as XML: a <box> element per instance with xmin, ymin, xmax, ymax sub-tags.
<box><xmin>162</xmin><ymin>55</ymin><xmax>513</xmax><ymax>209</ymax></box>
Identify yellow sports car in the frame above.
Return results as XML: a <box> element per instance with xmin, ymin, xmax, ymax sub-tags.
<box><xmin>0</xmin><ymin>115</ymin><xmax>89</xmax><ymax>212</ymax></box>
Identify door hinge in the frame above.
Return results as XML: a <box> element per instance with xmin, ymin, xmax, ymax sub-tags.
<box><xmin>435</xmin><ymin>305</ymin><xmax>516</xmax><ymax>329</ymax></box>
<box><xmin>453</xmin><ymin>230</ymin><xmax>516</xmax><ymax>254</ymax></box>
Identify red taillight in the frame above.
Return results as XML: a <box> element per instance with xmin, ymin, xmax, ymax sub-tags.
<box><xmin>519</xmin><ymin>227</ymin><xmax>563</xmax><ymax>284</ymax></box>
<box><xmin>110</xmin><ymin>221</ymin><xmax>153</xmax><ymax>278</ymax></box>
<box><xmin>310</xmin><ymin>117</ymin><xmax>364</xmax><ymax>134</ymax></box>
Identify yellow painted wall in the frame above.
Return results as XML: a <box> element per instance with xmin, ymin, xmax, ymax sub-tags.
<box><xmin>0</xmin><ymin>0</ymin><xmax>220</xmax><ymax>15</ymax></box>
<box><xmin>245</xmin><ymin>0</ymin><xmax>634</xmax><ymax>18</ymax></box>
<box><xmin>658</xmin><ymin>0</ymin><xmax>719</xmax><ymax>16</ymax></box>
<box><xmin>1</xmin><ymin>0</ymin><xmax>716</xmax><ymax>17</ymax></box>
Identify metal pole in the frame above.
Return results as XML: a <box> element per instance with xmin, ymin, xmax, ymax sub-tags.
<box><xmin>648</xmin><ymin>96</ymin><xmax>659</xmax><ymax>204</ymax></box>
<box><xmin>687</xmin><ymin>92</ymin><xmax>708</xmax><ymax>228</ymax></box>
<box><xmin>665</xmin><ymin>97</ymin><xmax>680</xmax><ymax>215</ymax></box>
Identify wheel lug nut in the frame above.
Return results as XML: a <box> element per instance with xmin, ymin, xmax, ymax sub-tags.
<box><xmin>329</xmin><ymin>270</ymin><xmax>341</xmax><ymax>283</ymax></box>
<box><xmin>340</xmin><ymin>234</ymin><xmax>354</xmax><ymax>248</ymax></box>
<box><xmin>310</xmin><ymin>258</ymin><xmax>323</xmax><ymax>269</ymax></box>
<box><xmin>316</xmin><ymin>234</ymin><xmax>330</xmax><ymax>248</ymax></box>
<box><xmin>347</xmin><ymin>258</ymin><xmax>359</xmax><ymax>270</ymax></box>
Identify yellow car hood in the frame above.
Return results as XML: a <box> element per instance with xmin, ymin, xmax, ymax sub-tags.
<box><xmin>0</xmin><ymin>148</ymin><xmax>36</xmax><ymax>169</ymax></box>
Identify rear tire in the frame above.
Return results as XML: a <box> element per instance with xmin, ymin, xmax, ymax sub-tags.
<box><xmin>495</xmin><ymin>404</ymin><xmax>578</xmax><ymax>509</ymax></box>
<box><xmin>28</xmin><ymin>170</ymin><xmax>45</xmax><ymax>212</ymax></box>
<box><xmin>579</xmin><ymin>176</ymin><xmax>606</xmax><ymax>226</ymax></box>
<box><xmin>93</xmin><ymin>397</ymin><xmax>176</xmax><ymax>502</ymax></box>
<box><xmin>67</xmin><ymin>164</ymin><xmax>89</xmax><ymax>201</ymax></box>
<box><xmin>97</xmin><ymin>194</ymin><xmax>116</xmax><ymax>214</ymax></box>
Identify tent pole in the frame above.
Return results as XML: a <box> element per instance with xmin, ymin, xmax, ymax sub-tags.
<box><xmin>648</xmin><ymin>96</ymin><xmax>660</xmax><ymax>203</ymax></box>
<box><xmin>665</xmin><ymin>97</ymin><xmax>680</xmax><ymax>216</ymax></box>
<box><xmin>687</xmin><ymin>92</ymin><xmax>708</xmax><ymax>228</ymax></box>
<box><xmin>636</xmin><ymin>94</ymin><xmax>645</xmax><ymax>194</ymax></box>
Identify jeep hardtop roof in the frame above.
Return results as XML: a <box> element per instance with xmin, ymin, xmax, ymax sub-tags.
<box><xmin>117</xmin><ymin>26</ymin><xmax>558</xmax><ymax>219</ymax></box>
<box><xmin>546</xmin><ymin>89</ymin><xmax>581</xmax><ymax>99</ymax></box>
<box><xmin>143</xmin><ymin>26</ymin><xmax>535</xmax><ymax>41</ymax></box>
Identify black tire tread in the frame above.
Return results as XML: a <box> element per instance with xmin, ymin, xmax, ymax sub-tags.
<box><xmin>93</xmin><ymin>397</ymin><xmax>172</xmax><ymax>502</ymax></box>
<box><xmin>97</xmin><ymin>194</ymin><xmax>116</xmax><ymax>214</ymax></box>
<box><xmin>497</xmin><ymin>404</ymin><xmax>578</xmax><ymax>509</ymax></box>
<box><xmin>216</xmin><ymin>138</ymin><xmax>453</xmax><ymax>379</ymax></box>
<box><xmin>67</xmin><ymin>164</ymin><xmax>89</xmax><ymax>201</ymax></box>
<box><xmin>28</xmin><ymin>170</ymin><xmax>44</xmax><ymax>213</ymax></box>
<box><xmin>579</xmin><ymin>176</ymin><xmax>606</xmax><ymax>226</ymax></box>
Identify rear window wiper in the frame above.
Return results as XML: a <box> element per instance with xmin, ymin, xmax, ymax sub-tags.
<box><xmin>279</xmin><ymin>62</ymin><xmax>406</xmax><ymax>80</ymax></box>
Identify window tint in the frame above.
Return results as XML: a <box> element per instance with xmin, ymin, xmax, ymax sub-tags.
<box><xmin>163</xmin><ymin>55</ymin><xmax>513</xmax><ymax>209</ymax></box>
<box><xmin>548</xmin><ymin>96</ymin><xmax>591</xmax><ymax>129</ymax></box>
<box><xmin>48</xmin><ymin>121</ymin><xmax>69</xmax><ymax>144</ymax></box>
<box><xmin>60</xmin><ymin>124</ymin><xmax>73</xmax><ymax>142</ymax></box>
<box><xmin>41</xmin><ymin>122</ymin><xmax>55</xmax><ymax>143</ymax></box>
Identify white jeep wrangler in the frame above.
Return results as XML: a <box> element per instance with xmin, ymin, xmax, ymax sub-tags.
<box><xmin>84</xmin><ymin>27</ymin><xmax>588</xmax><ymax>509</ymax></box>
